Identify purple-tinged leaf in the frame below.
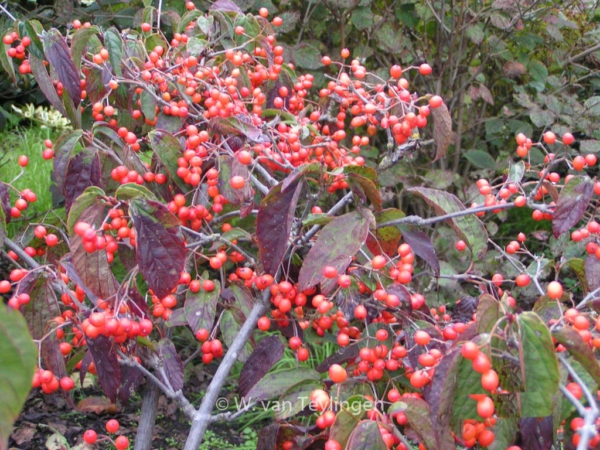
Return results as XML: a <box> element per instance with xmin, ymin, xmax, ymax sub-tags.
<box><xmin>60</xmin><ymin>255</ymin><xmax>99</xmax><ymax>304</ymax></box>
<box><xmin>225</xmin><ymin>281</ymin><xmax>254</xmax><ymax>319</ymax></box>
<box><xmin>400</xmin><ymin>397</ymin><xmax>441</xmax><ymax>450</ymax></box>
<box><xmin>409</xmin><ymin>187</ymin><xmax>488</xmax><ymax>258</ymax></box>
<box><xmin>553</xmin><ymin>325</ymin><xmax>600</xmax><ymax>385</ymax></box>
<box><xmin>451</xmin><ymin>296</ymin><xmax>479</xmax><ymax>323</ymax></box>
<box><xmin>29</xmin><ymin>55</ymin><xmax>69</xmax><ymax>118</ymax></box>
<box><xmin>71</xmin><ymin>25</ymin><xmax>101</xmax><ymax>72</ymax></box>
<box><xmin>210</xmin><ymin>0</ymin><xmax>243</xmax><ymax>12</ymax></box>
<box><xmin>16</xmin><ymin>272</ymin><xmax>66</xmax><ymax>380</ymax></box>
<box><xmin>281</xmin><ymin>162</ymin><xmax>321</xmax><ymax>193</ymax></box>
<box><xmin>585</xmin><ymin>254</ymin><xmax>600</xmax><ymax>293</ymax></box>
<box><xmin>256</xmin><ymin>424</ymin><xmax>279</xmax><ymax>450</ymax></box>
<box><xmin>64</xmin><ymin>150</ymin><xmax>102</xmax><ymax>213</ymax></box>
<box><xmin>209</xmin><ymin>115</ymin><xmax>269</xmax><ymax>143</ymax></box>
<box><xmin>315</xmin><ymin>344</ymin><xmax>359</xmax><ymax>373</ymax></box>
<box><xmin>431</xmin><ymin>102</ymin><xmax>452</xmax><ymax>161</ymax></box>
<box><xmin>519</xmin><ymin>416</ymin><xmax>553</xmax><ymax>450</ymax></box>
<box><xmin>42</xmin><ymin>30</ymin><xmax>81</xmax><ymax>108</ymax></box>
<box><xmin>239</xmin><ymin>335</ymin><xmax>285</xmax><ymax>398</ymax></box>
<box><xmin>346</xmin><ymin>420</ymin><xmax>387</xmax><ymax>450</ymax></box>
<box><xmin>125</xmin><ymin>286</ymin><xmax>150</xmax><ymax>318</ymax></box>
<box><xmin>87</xmin><ymin>335</ymin><xmax>121</xmax><ymax>403</ymax></box>
<box><xmin>476</xmin><ymin>294</ymin><xmax>500</xmax><ymax>334</ymax></box>
<box><xmin>0</xmin><ymin>180</ymin><xmax>10</xmax><ymax>224</ymax></box>
<box><xmin>175</xmin><ymin>280</ymin><xmax>220</xmax><ymax>333</ymax></box>
<box><xmin>79</xmin><ymin>351</ymin><xmax>93</xmax><ymax>388</ymax></box>
<box><xmin>130</xmin><ymin>198</ymin><xmax>185</xmax><ymax>299</ymax></box>
<box><xmin>256</xmin><ymin>424</ymin><xmax>304</xmax><ymax>450</ymax></box>
<box><xmin>243</xmin><ymin>368</ymin><xmax>320</xmax><ymax>402</ymax></box>
<box><xmin>276</xmin><ymin>380</ymin><xmax>323</xmax><ymax>420</ymax></box>
<box><xmin>118</xmin><ymin>364</ymin><xmax>143</xmax><ymax>402</ymax></box>
<box><xmin>399</xmin><ymin>226</ymin><xmax>440</xmax><ymax>276</ymax></box>
<box><xmin>67</xmin><ymin>187</ymin><xmax>119</xmax><ymax>302</ymax></box>
<box><xmin>298</xmin><ymin>210</ymin><xmax>372</xmax><ymax>294</ymax></box>
<box><xmin>217</xmin><ymin>156</ymin><xmax>254</xmax><ymax>206</ymax></box>
<box><xmin>157</xmin><ymin>339</ymin><xmax>184</xmax><ymax>392</ymax></box>
<box><xmin>386</xmin><ymin>283</ymin><xmax>412</xmax><ymax>312</ymax></box>
<box><xmin>256</xmin><ymin>181</ymin><xmax>302</xmax><ymax>275</ymax></box>
<box><xmin>220</xmin><ymin>311</ymin><xmax>253</xmax><ymax>362</ymax></box>
<box><xmin>85</xmin><ymin>66</ymin><xmax>111</xmax><ymax>104</ymax></box>
<box><xmin>552</xmin><ymin>175</ymin><xmax>594</xmax><ymax>237</ymax></box>
<box><xmin>53</xmin><ymin>130</ymin><xmax>83</xmax><ymax>194</ymax></box>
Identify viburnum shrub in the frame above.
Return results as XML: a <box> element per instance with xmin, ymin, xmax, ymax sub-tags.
<box><xmin>2</xmin><ymin>2</ymin><xmax>600</xmax><ymax>450</ymax></box>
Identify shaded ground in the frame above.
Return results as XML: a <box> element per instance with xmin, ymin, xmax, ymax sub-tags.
<box><xmin>9</xmin><ymin>379</ymin><xmax>260</xmax><ymax>450</ymax></box>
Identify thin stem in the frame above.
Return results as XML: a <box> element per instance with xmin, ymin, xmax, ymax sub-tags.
<box><xmin>0</xmin><ymin>3</ymin><xmax>16</xmax><ymax>21</ymax></box>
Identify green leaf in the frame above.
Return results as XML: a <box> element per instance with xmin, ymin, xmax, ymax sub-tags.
<box><xmin>148</xmin><ymin>129</ymin><xmax>189</xmax><ymax>192</ymax></box>
<box><xmin>243</xmin><ymin>368</ymin><xmax>320</xmax><ymax>402</ymax></box>
<box><xmin>275</xmin><ymin>379</ymin><xmax>322</xmax><ymax>420</ymax></box>
<box><xmin>584</xmin><ymin>96</ymin><xmax>600</xmax><ymax>116</ymax></box>
<box><xmin>488</xmin><ymin>418</ymin><xmax>518</xmax><ymax>450</ymax></box>
<box><xmin>140</xmin><ymin>89</ymin><xmax>157</xmax><ymax>121</ymax></box>
<box><xmin>408</xmin><ymin>187</ymin><xmax>488</xmax><ymax>258</ymax></box>
<box><xmin>464</xmin><ymin>149</ymin><xmax>496</xmax><ymax>169</ymax></box>
<box><xmin>220</xmin><ymin>310</ymin><xmax>251</xmax><ymax>362</ymax></box>
<box><xmin>517</xmin><ymin>312</ymin><xmax>559</xmax><ymax>417</ymax></box>
<box><xmin>374</xmin><ymin>21</ymin><xmax>403</xmax><ymax>53</ymax></box>
<box><xmin>346</xmin><ymin>420</ymin><xmax>387</xmax><ymax>450</ymax></box>
<box><xmin>0</xmin><ymin>197</ymin><xmax>5</xmax><ymax>250</ymax></box>
<box><xmin>528</xmin><ymin>60</ymin><xmax>548</xmax><ymax>83</ymax></box>
<box><xmin>114</xmin><ymin>183</ymin><xmax>158</xmax><ymax>202</ymax></box>
<box><xmin>187</xmin><ymin>36</ymin><xmax>208</xmax><ymax>55</ymax></box>
<box><xmin>465</xmin><ymin>24</ymin><xmax>484</xmax><ymax>44</ymax></box>
<box><xmin>350</xmin><ymin>7</ymin><xmax>374</xmax><ymax>30</ymax></box>
<box><xmin>292</xmin><ymin>43</ymin><xmax>323</xmax><ymax>70</ymax></box>
<box><xmin>302</xmin><ymin>214</ymin><xmax>334</xmax><ymax>227</ymax></box>
<box><xmin>0</xmin><ymin>302</ymin><xmax>37</xmax><ymax>449</ymax></box>
<box><xmin>476</xmin><ymin>294</ymin><xmax>500</xmax><ymax>334</ymax></box>
<box><xmin>177</xmin><ymin>10</ymin><xmax>204</xmax><ymax>34</ymax></box>
<box><xmin>18</xmin><ymin>20</ymin><xmax>44</xmax><ymax>60</ymax></box>
<box><xmin>508</xmin><ymin>161</ymin><xmax>525</xmax><ymax>183</ymax></box>
<box><xmin>401</xmin><ymin>397</ymin><xmax>442</xmax><ymax>450</ymax></box>
<box><xmin>580</xmin><ymin>139</ymin><xmax>600</xmax><ymax>153</ymax></box>
<box><xmin>566</xmin><ymin>258</ymin><xmax>589</xmax><ymax>295</ymax></box>
<box><xmin>0</xmin><ymin>40</ymin><xmax>16</xmax><ymax>84</ymax></box>
<box><xmin>104</xmin><ymin>28</ymin><xmax>123</xmax><ymax>77</ymax></box>
<box><xmin>71</xmin><ymin>26</ymin><xmax>101</xmax><ymax>72</ymax></box>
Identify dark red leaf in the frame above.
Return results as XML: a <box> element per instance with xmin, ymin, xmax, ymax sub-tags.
<box><xmin>87</xmin><ymin>335</ymin><xmax>121</xmax><ymax>403</ymax></box>
<box><xmin>451</xmin><ymin>296</ymin><xmax>479</xmax><ymax>323</ymax></box>
<box><xmin>347</xmin><ymin>172</ymin><xmax>382</xmax><ymax>211</ymax></box>
<box><xmin>60</xmin><ymin>255</ymin><xmax>100</xmax><ymax>304</ymax></box>
<box><xmin>239</xmin><ymin>335</ymin><xmax>285</xmax><ymax>398</ymax></box>
<box><xmin>67</xmin><ymin>187</ymin><xmax>120</xmax><ymax>303</ymax></box>
<box><xmin>210</xmin><ymin>0</ymin><xmax>243</xmax><ymax>13</ymax></box>
<box><xmin>16</xmin><ymin>272</ymin><xmax>66</xmax><ymax>380</ymax></box>
<box><xmin>42</xmin><ymin>30</ymin><xmax>81</xmax><ymax>108</ymax></box>
<box><xmin>281</xmin><ymin>162</ymin><xmax>321</xmax><ymax>193</ymax></box>
<box><xmin>298</xmin><ymin>210</ymin><xmax>372</xmax><ymax>294</ymax></box>
<box><xmin>64</xmin><ymin>150</ymin><xmax>102</xmax><ymax>213</ymax></box>
<box><xmin>53</xmin><ymin>130</ymin><xmax>83</xmax><ymax>195</ymax></box>
<box><xmin>210</xmin><ymin>115</ymin><xmax>269</xmax><ymax>143</ymax></box>
<box><xmin>158</xmin><ymin>339</ymin><xmax>184</xmax><ymax>392</ymax></box>
<box><xmin>125</xmin><ymin>286</ymin><xmax>150</xmax><ymax>318</ymax></box>
<box><xmin>346</xmin><ymin>420</ymin><xmax>387</xmax><ymax>450</ymax></box>
<box><xmin>552</xmin><ymin>325</ymin><xmax>600</xmax><ymax>385</ymax></box>
<box><xmin>85</xmin><ymin>66</ymin><xmax>111</xmax><ymax>104</ymax></box>
<box><xmin>518</xmin><ymin>416</ymin><xmax>553</xmax><ymax>450</ymax></box>
<box><xmin>256</xmin><ymin>424</ymin><xmax>279</xmax><ymax>450</ymax></box>
<box><xmin>586</xmin><ymin>254</ymin><xmax>600</xmax><ymax>293</ymax></box>
<box><xmin>79</xmin><ymin>351</ymin><xmax>93</xmax><ymax>387</ymax></box>
<box><xmin>130</xmin><ymin>198</ymin><xmax>186</xmax><ymax>299</ymax></box>
<box><xmin>399</xmin><ymin>227</ymin><xmax>440</xmax><ymax>276</ymax></box>
<box><xmin>118</xmin><ymin>364</ymin><xmax>143</xmax><ymax>402</ymax></box>
<box><xmin>552</xmin><ymin>175</ymin><xmax>594</xmax><ymax>238</ymax></box>
<box><xmin>385</xmin><ymin>283</ymin><xmax>412</xmax><ymax>313</ymax></box>
<box><xmin>315</xmin><ymin>344</ymin><xmax>359</xmax><ymax>373</ymax></box>
<box><xmin>256</xmin><ymin>181</ymin><xmax>303</xmax><ymax>275</ymax></box>
<box><xmin>29</xmin><ymin>55</ymin><xmax>68</xmax><ymax>118</ymax></box>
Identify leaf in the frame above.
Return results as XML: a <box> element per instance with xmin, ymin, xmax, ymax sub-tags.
<box><xmin>477</xmin><ymin>294</ymin><xmax>500</xmax><ymax>334</ymax></box>
<box><xmin>347</xmin><ymin>173</ymin><xmax>382</xmax><ymax>211</ymax></box>
<box><xmin>29</xmin><ymin>55</ymin><xmax>68</xmax><ymax>119</ymax></box>
<box><xmin>0</xmin><ymin>182</ymin><xmax>10</xmax><ymax>226</ymax></box>
<box><xmin>367</xmin><ymin>209</ymin><xmax>404</xmax><ymax>257</ymax></box>
<box><xmin>553</xmin><ymin>325</ymin><xmax>600</xmax><ymax>385</ymax></box>
<box><xmin>478</xmin><ymin>84</ymin><xmax>494</xmax><ymax>105</ymax></box>
<box><xmin>586</xmin><ymin>254</ymin><xmax>600</xmax><ymax>293</ymax></box>
<box><xmin>292</xmin><ymin>43</ymin><xmax>323</xmax><ymax>70</ymax></box>
<box><xmin>518</xmin><ymin>416</ymin><xmax>554</xmax><ymax>450</ymax></box>
<box><xmin>209</xmin><ymin>115</ymin><xmax>269</xmax><ymax>143</ymax></box>
<box><xmin>450</xmin><ymin>345</ymin><xmax>487</xmax><ymax>431</ymax></box>
<box><xmin>226</xmin><ymin>281</ymin><xmax>254</xmax><ymax>319</ymax></box>
<box><xmin>488</xmin><ymin>418</ymin><xmax>518</xmax><ymax>450</ymax></box>
<box><xmin>104</xmin><ymin>28</ymin><xmax>123</xmax><ymax>77</ymax></box>
<box><xmin>210</xmin><ymin>0</ymin><xmax>243</xmax><ymax>13</ymax></box>
<box><xmin>256</xmin><ymin>181</ymin><xmax>303</xmax><ymax>275</ymax></box>
<box><xmin>0</xmin><ymin>302</ymin><xmax>37</xmax><ymax>450</ymax></box>
<box><xmin>350</xmin><ymin>7</ymin><xmax>374</xmax><ymax>31</ymax></box>
<box><xmin>552</xmin><ymin>175</ymin><xmax>594</xmax><ymax>238</ymax></box>
<box><xmin>509</xmin><ymin>161</ymin><xmax>525</xmax><ymax>183</ymax></box>
<box><xmin>67</xmin><ymin>187</ymin><xmax>119</xmax><ymax>302</ymax></box>
<box><xmin>18</xmin><ymin>273</ymin><xmax>68</xmax><ymax>393</ymax></box>
<box><xmin>148</xmin><ymin>130</ymin><xmax>188</xmax><ymax>193</ymax></box>
<box><xmin>71</xmin><ymin>25</ymin><xmax>101</xmax><ymax>72</ymax></box>
<box><xmin>490</xmin><ymin>12</ymin><xmax>511</xmax><ymax>29</ymax></box>
<box><xmin>140</xmin><ymin>89</ymin><xmax>157</xmax><ymax>121</ymax></box>
<box><xmin>465</xmin><ymin>24</ymin><xmax>484</xmax><ymax>44</ymax></box>
<box><xmin>18</xmin><ymin>21</ymin><xmax>44</xmax><ymax>60</ymax></box>
<box><xmin>217</xmin><ymin>156</ymin><xmax>254</xmax><ymax>206</ymax></box>
<box><xmin>239</xmin><ymin>335</ymin><xmax>285</xmax><ymax>398</ymax></box>
<box><xmin>401</xmin><ymin>397</ymin><xmax>439</xmax><ymax>450</ymax></box>
<box><xmin>464</xmin><ymin>149</ymin><xmax>496</xmax><ymax>169</ymax></box>
<box><xmin>398</xmin><ymin>226</ymin><xmax>440</xmax><ymax>276</ymax></box>
<box><xmin>276</xmin><ymin>380</ymin><xmax>322</xmax><ymax>420</ymax></box>
<box><xmin>157</xmin><ymin>339</ymin><xmax>184</xmax><ymax>392</ymax></box>
<box><xmin>431</xmin><ymin>102</ymin><xmax>452</xmax><ymax>161</ymax></box>
<box><xmin>408</xmin><ymin>187</ymin><xmax>488</xmax><ymax>258</ymax></box>
<box><xmin>580</xmin><ymin>139</ymin><xmax>600</xmax><ymax>154</ymax></box>
<box><xmin>177</xmin><ymin>10</ymin><xmax>204</xmax><ymax>34</ymax></box>
<box><xmin>298</xmin><ymin>210</ymin><xmax>372</xmax><ymax>294</ymax></box>
<box><xmin>220</xmin><ymin>310</ymin><xmax>252</xmax><ymax>362</ymax></box>
<box><xmin>243</xmin><ymin>368</ymin><xmax>320</xmax><ymax>402</ymax></box>
<box><xmin>64</xmin><ymin>150</ymin><xmax>102</xmax><ymax>213</ymax></box>
<box><xmin>0</xmin><ymin>40</ymin><xmax>16</xmax><ymax>84</ymax></box>
<box><xmin>528</xmin><ymin>60</ymin><xmax>548</xmax><ymax>83</ymax></box>
<box><xmin>517</xmin><ymin>312</ymin><xmax>559</xmax><ymax>417</ymax></box>
<box><xmin>345</xmin><ymin>420</ymin><xmax>387</xmax><ymax>450</ymax></box>
<box><xmin>87</xmin><ymin>335</ymin><xmax>121</xmax><ymax>403</ymax></box>
<box><xmin>130</xmin><ymin>198</ymin><xmax>186</xmax><ymax>299</ymax></box>
<box><xmin>181</xmin><ymin>281</ymin><xmax>219</xmax><ymax>333</ymax></box>
<box><xmin>42</xmin><ymin>30</ymin><xmax>81</xmax><ymax>108</ymax></box>
<box><xmin>114</xmin><ymin>183</ymin><xmax>158</xmax><ymax>202</ymax></box>
<box><xmin>566</xmin><ymin>258</ymin><xmax>589</xmax><ymax>295</ymax></box>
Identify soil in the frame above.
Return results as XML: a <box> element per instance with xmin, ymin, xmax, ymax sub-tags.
<box><xmin>8</xmin><ymin>378</ymin><xmax>256</xmax><ymax>450</ymax></box>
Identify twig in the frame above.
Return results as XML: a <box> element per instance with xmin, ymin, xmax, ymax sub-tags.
<box><xmin>0</xmin><ymin>3</ymin><xmax>16</xmax><ymax>21</ymax></box>
<box><xmin>183</xmin><ymin>290</ymin><xmax>271</xmax><ymax>450</ymax></box>
<box><xmin>564</xmin><ymin>42</ymin><xmax>600</xmax><ymax>66</ymax></box>
<box><xmin>577</xmin><ymin>286</ymin><xmax>600</xmax><ymax>310</ymax></box>
<box><xmin>302</xmin><ymin>191</ymin><xmax>354</xmax><ymax>242</ymax></box>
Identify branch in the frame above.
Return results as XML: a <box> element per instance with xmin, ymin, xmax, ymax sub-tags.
<box><xmin>183</xmin><ymin>290</ymin><xmax>271</xmax><ymax>450</ymax></box>
<box><xmin>134</xmin><ymin>382</ymin><xmax>160</xmax><ymax>450</ymax></box>
<box><xmin>302</xmin><ymin>191</ymin><xmax>354</xmax><ymax>242</ymax></box>
<box><xmin>0</xmin><ymin>3</ymin><xmax>16</xmax><ymax>21</ymax></box>
<box><xmin>577</xmin><ymin>286</ymin><xmax>600</xmax><ymax>310</ymax></box>
<box><xmin>564</xmin><ymin>42</ymin><xmax>600</xmax><ymax>66</ymax></box>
